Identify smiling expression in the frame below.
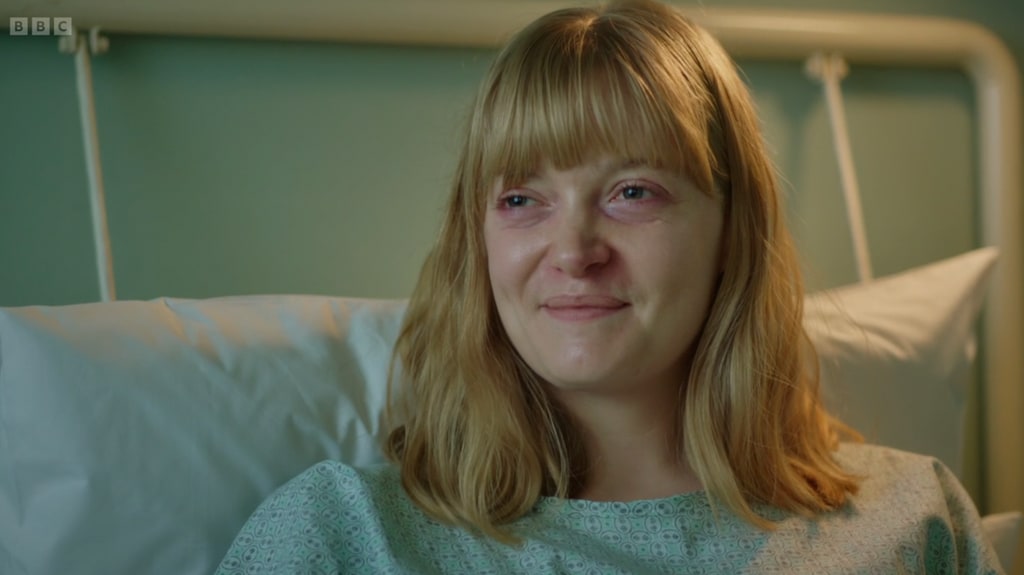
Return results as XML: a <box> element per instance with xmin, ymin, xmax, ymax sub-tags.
<box><xmin>483</xmin><ymin>154</ymin><xmax>725</xmax><ymax>398</ymax></box>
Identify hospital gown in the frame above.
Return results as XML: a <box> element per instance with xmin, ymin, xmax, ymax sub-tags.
<box><xmin>216</xmin><ymin>443</ymin><xmax>1004</xmax><ymax>574</ymax></box>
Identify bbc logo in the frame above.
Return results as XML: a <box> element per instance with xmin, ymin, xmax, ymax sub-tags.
<box><xmin>9</xmin><ymin>17</ymin><xmax>73</xmax><ymax>36</ymax></box>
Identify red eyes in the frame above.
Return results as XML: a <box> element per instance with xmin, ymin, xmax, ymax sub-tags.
<box><xmin>499</xmin><ymin>184</ymin><xmax>655</xmax><ymax>210</ymax></box>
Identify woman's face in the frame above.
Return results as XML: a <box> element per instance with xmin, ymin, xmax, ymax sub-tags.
<box><xmin>483</xmin><ymin>154</ymin><xmax>725</xmax><ymax>397</ymax></box>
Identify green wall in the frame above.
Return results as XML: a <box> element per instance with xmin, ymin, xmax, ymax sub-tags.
<box><xmin>1</xmin><ymin>38</ymin><xmax>491</xmax><ymax>302</ymax></box>
<box><xmin>0</xmin><ymin>0</ymin><xmax>1020</xmax><ymax>508</ymax></box>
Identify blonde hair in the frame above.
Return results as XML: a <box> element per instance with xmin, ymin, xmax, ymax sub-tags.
<box><xmin>385</xmin><ymin>0</ymin><xmax>860</xmax><ymax>543</ymax></box>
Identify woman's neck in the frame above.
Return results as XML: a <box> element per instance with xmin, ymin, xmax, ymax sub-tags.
<box><xmin>556</xmin><ymin>386</ymin><xmax>703</xmax><ymax>501</ymax></box>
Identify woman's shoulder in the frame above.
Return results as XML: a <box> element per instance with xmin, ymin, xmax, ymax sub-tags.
<box><xmin>835</xmin><ymin>441</ymin><xmax>942</xmax><ymax>472</ymax></box>
<box><xmin>833</xmin><ymin>442</ymin><xmax>959</xmax><ymax>489</ymax></box>
<box><xmin>833</xmin><ymin>442</ymin><xmax>968</xmax><ymax>506</ymax></box>
<box><xmin>296</xmin><ymin>459</ymin><xmax>399</xmax><ymax>490</ymax></box>
<box><xmin>269</xmin><ymin>459</ymin><xmax>404</xmax><ymax>515</ymax></box>
<box><xmin>749</xmin><ymin>443</ymin><xmax>1001</xmax><ymax>573</ymax></box>
<box><xmin>217</xmin><ymin>460</ymin><xmax>412</xmax><ymax>574</ymax></box>
<box><xmin>830</xmin><ymin>442</ymin><xmax>1000</xmax><ymax>568</ymax></box>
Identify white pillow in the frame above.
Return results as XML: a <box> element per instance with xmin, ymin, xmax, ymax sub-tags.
<box><xmin>0</xmin><ymin>296</ymin><xmax>405</xmax><ymax>575</ymax></box>
<box><xmin>805</xmin><ymin>247</ymin><xmax>997</xmax><ymax>476</ymax></box>
<box><xmin>982</xmin><ymin>511</ymin><xmax>1023</xmax><ymax>573</ymax></box>
<box><xmin>0</xmin><ymin>248</ymin><xmax>997</xmax><ymax>575</ymax></box>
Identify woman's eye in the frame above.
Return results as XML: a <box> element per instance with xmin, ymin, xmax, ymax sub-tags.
<box><xmin>618</xmin><ymin>185</ymin><xmax>651</xmax><ymax>201</ymax></box>
<box><xmin>501</xmin><ymin>194</ymin><xmax>533</xmax><ymax>208</ymax></box>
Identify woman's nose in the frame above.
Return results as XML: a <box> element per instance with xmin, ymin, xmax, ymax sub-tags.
<box><xmin>550</xmin><ymin>208</ymin><xmax>611</xmax><ymax>277</ymax></box>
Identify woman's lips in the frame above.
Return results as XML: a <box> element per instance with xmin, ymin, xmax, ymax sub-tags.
<box><xmin>542</xmin><ymin>295</ymin><xmax>629</xmax><ymax>321</ymax></box>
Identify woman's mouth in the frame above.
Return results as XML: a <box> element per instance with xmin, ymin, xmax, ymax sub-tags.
<box><xmin>542</xmin><ymin>295</ymin><xmax>629</xmax><ymax>321</ymax></box>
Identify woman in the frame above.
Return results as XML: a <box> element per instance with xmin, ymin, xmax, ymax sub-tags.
<box><xmin>218</xmin><ymin>1</ymin><xmax>1002</xmax><ymax>572</ymax></box>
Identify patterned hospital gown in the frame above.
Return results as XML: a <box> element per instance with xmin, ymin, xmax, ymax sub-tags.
<box><xmin>216</xmin><ymin>443</ymin><xmax>1004</xmax><ymax>574</ymax></box>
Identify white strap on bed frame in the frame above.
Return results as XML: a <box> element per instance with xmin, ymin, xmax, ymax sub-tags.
<box><xmin>806</xmin><ymin>52</ymin><xmax>873</xmax><ymax>284</ymax></box>
<box><xmin>59</xmin><ymin>28</ymin><xmax>116</xmax><ymax>302</ymax></box>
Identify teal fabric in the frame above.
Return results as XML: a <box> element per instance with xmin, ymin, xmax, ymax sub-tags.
<box><xmin>217</xmin><ymin>444</ymin><xmax>1003</xmax><ymax>574</ymax></box>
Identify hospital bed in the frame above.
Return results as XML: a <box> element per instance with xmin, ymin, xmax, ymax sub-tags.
<box><xmin>0</xmin><ymin>2</ymin><xmax>1020</xmax><ymax>573</ymax></box>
